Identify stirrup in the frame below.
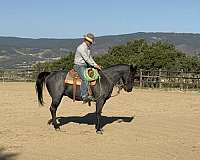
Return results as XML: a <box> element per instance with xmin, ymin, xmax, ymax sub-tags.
<box><xmin>82</xmin><ymin>96</ymin><xmax>95</xmax><ymax>104</ymax></box>
<box><xmin>88</xmin><ymin>96</ymin><xmax>95</xmax><ymax>101</ymax></box>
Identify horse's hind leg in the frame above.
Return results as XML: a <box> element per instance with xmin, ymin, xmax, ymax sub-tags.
<box><xmin>49</xmin><ymin>96</ymin><xmax>63</xmax><ymax>130</ymax></box>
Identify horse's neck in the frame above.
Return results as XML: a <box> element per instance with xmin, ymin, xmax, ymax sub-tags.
<box><xmin>103</xmin><ymin>69</ymin><xmax>123</xmax><ymax>85</ymax></box>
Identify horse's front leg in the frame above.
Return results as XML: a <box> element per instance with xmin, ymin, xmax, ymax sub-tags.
<box><xmin>96</xmin><ymin>98</ymin><xmax>106</xmax><ymax>134</ymax></box>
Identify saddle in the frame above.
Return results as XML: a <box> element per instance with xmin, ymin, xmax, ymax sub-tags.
<box><xmin>64</xmin><ymin>68</ymin><xmax>96</xmax><ymax>102</ymax></box>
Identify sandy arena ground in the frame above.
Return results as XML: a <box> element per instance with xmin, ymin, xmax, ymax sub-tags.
<box><xmin>0</xmin><ymin>82</ymin><xmax>200</xmax><ymax>160</ymax></box>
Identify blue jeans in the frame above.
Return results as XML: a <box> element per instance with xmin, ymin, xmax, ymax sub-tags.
<box><xmin>73</xmin><ymin>64</ymin><xmax>88</xmax><ymax>98</ymax></box>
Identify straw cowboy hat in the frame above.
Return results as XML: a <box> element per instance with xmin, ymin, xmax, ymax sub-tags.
<box><xmin>84</xmin><ymin>33</ymin><xmax>95</xmax><ymax>44</ymax></box>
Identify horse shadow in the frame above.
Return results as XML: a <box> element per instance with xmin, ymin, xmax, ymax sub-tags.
<box><xmin>0</xmin><ymin>148</ymin><xmax>18</xmax><ymax>160</ymax></box>
<box><xmin>57</xmin><ymin>112</ymin><xmax>134</xmax><ymax>129</ymax></box>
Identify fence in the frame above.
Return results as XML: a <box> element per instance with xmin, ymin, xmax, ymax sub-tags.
<box><xmin>1</xmin><ymin>68</ymin><xmax>200</xmax><ymax>90</ymax></box>
<box><xmin>0</xmin><ymin>69</ymin><xmax>38</xmax><ymax>82</ymax></box>
<box><xmin>138</xmin><ymin>69</ymin><xmax>200</xmax><ymax>90</ymax></box>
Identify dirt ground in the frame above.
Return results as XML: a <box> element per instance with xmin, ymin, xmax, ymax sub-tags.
<box><xmin>0</xmin><ymin>82</ymin><xmax>200</xmax><ymax>160</ymax></box>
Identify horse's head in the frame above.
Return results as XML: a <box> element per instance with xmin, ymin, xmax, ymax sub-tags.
<box><xmin>121</xmin><ymin>64</ymin><xmax>137</xmax><ymax>92</ymax></box>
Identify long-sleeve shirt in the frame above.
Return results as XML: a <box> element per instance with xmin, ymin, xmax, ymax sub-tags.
<box><xmin>74</xmin><ymin>42</ymin><xmax>97</xmax><ymax>66</ymax></box>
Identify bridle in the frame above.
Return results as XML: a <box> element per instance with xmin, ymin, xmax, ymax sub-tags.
<box><xmin>93</xmin><ymin>69</ymin><xmax>134</xmax><ymax>101</ymax></box>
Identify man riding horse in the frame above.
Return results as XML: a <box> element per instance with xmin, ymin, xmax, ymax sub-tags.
<box><xmin>73</xmin><ymin>33</ymin><xmax>101</xmax><ymax>103</ymax></box>
<box><xmin>35</xmin><ymin>33</ymin><xmax>137</xmax><ymax>134</ymax></box>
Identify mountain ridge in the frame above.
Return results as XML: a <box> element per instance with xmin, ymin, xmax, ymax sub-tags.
<box><xmin>0</xmin><ymin>32</ymin><xmax>200</xmax><ymax>69</ymax></box>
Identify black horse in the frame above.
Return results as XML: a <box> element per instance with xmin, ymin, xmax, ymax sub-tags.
<box><xmin>35</xmin><ymin>64</ymin><xmax>137</xmax><ymax>134</ymax></box>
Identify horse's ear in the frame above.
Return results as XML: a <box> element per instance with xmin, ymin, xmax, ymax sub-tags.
<box><xmin>130</xmin><ymin>64</ymin><xmax>137</xmax><ymax>72</ymax></box>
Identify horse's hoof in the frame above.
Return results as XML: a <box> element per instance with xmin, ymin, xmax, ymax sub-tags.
<box><xmin>55</xmin><ymin>127</ymin><xmax>60</xmax><ymax>131</ymax></box>
<box><xmin>96</xmin><ymin>130</ymin><xmax>104</xmax><ymax>134</ymax></box>
<box><xmin>54</xmin><ymin>124</ymin><xmax>60</xmax><ymax>131</ymax></box>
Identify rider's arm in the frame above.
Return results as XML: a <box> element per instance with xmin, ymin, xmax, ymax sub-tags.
<box><xmin>79</xmin><ymin>47</ymin><xmax>97</xmax><ymax>67</ymax></box>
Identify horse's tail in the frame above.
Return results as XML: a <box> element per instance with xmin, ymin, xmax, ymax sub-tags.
<box><xmin>35</xmin><ymin>72</ymin><xmax>51</xmax><ymax>105</ymax></box>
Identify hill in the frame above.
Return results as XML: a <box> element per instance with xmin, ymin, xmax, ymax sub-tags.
<box><xmin>0</xmin><ymin>32</ymin><xmax>200</xmax><ymax>68</ymax></box>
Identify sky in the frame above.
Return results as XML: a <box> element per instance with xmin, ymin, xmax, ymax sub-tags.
<box><xmin>0</xmin><ymin>0</ymin><xmax>200</xmax><ymax>38</ymax></box>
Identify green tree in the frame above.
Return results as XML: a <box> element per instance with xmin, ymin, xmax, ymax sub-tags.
<box><xmin>32</xmin><ymin>39</ymin><xmax>200</xmax><ymax>73</ymax></box>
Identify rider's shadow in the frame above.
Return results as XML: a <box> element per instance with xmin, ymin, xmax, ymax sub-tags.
<box><xmin>57</xmin><ymin>112</ymin><xmax>134</xmax><ymax>129</ymax></box>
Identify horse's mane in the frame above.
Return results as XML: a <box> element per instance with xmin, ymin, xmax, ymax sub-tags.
<box><xmin>98</xmin><ymin>64</ymin><xmax>131</xmax><ymax>85</ymax></box>
<box><xmin>102</xmin><ymin>64</ymin><xmax>130</xmax><ymax>72</ymax></box>
<box><xmin>103</xmin><ymin>64</ymin><xmax>130</xmax><ymax>69</ymax></box>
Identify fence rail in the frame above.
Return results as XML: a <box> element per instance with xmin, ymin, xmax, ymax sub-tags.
<box><xmin>138</xmin><ymin>69</ymin><xmax>200</xmax><ymax>90</ymax></box>
<box><xmin>1</xmin><ymin>68</ymin><xmax>200</xmax><ymax>90</ymax></box>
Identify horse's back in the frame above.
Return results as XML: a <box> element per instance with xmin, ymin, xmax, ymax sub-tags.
<box><xmin>46</xmin><ymin>70</ymin><xmax>67</xmax><ymax>82</ymax></box>
<box><xmin>45</xmin><ymin>70</ymin><xmax>67</xmax><ymax>94</ymax></box>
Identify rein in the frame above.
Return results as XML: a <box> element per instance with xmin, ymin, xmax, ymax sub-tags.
<box><xmin>111</xmin><ymin>79</ymin><xmax>123</xmax><ymax>97</ymax></box>
<box><xmin>100</xmin><ymin>71</ymin><xmax>123</xmax><ymax>98</ymax></box>
<box><xmin>92</xmin><ymin>71</ymin><xmax>121</xmax><ymax>102</ymax></box>
<box><xmin>92</xmin><ymin>68</ymin><xmax>132</xmax><ymax>101</ymax></box>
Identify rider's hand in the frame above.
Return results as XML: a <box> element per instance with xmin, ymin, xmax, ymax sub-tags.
<box><xmin>95</xmin><ymin>64</ymin><xmax>102</xmax><ymax>70</ymax></box>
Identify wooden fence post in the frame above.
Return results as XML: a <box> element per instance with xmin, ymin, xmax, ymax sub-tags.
<box><xmin>139</xmin><ymin>69</ymin><xmax>143</xmax><ymax>88</ymax></box>
<box><xmin>159</xmin><ymin>69</ymin><xmax>162</xmax><ymax>89</ymax></box>
<box><xmin>180</xmin><ymin>69</ymin><xmax>184</xmax><ymax>91</ymax></box>
<box><xmin>3</xmin><ymin>71</ymin><xmax>5</xmax><ymax>83</ymax></box>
